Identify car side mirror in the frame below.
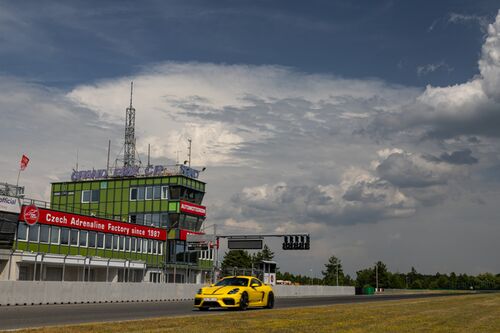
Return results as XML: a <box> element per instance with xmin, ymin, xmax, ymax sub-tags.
<box><xmin>251</xmin><ymin>283</ymin><xmax>259</xmax><ymax>288</ymax></box>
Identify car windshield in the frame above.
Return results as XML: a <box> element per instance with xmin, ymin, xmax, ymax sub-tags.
<box><xmin>215</xmin><ymin>277</ymin><xmax>249</xmax><ymax>287</ymax></box>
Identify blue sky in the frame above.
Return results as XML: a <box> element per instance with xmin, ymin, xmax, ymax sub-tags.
<box><xmin>2</xmin><ymin>0</ymin><xmax>498</xmax><ymax>87</ymax></box>
<box><xmin>1</xmin><ymin>1</ymin><xmax>500</xmax><ymax>276</ymax></box>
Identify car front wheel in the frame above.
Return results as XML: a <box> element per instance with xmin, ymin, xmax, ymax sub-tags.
<box><xmin>239</xmin><ymin>292</ymin><xmax>249</xmax><ymax>311</ymax></box>
<box><xmin>265</xmin><ymin>292</ymin><xmax>274</xmax><ymax>309</ymax></box>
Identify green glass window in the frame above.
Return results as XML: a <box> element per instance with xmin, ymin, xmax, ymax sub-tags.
<box><xmin>113</xmin><ymin>235</ymin><xmax>119</xmax><ymax>250</ymax></box>
<box><xmin>50</xmin><ymin>226</ymin><xmax>60</xmax><ymax>244</ymax></box>
<box><xmin>80</xmin><ymin>230</ymin><xmax>88</xmax><ymax>247</ymax></box>
<box><xmin>105</xmin><ymin>234</ymin><xmax>112</xmax><ymax>249</ymax></box>
<box><xmin>119</xmin><ymin>236</ymin><xmax>125</xmax><ymax>251</ymax></box>
<box><xmin>70</xmin><ymin>230</ymin><xmax>78</xmax><ymax>245</ymax></box>
<box><xmin>17</xmin><ymin>223</ymin><xmax>27</xmax><ymax>241</ymax></box>
<box><xmin>39</xmin><ymin>225</ymin><xmax>50</xmax><ymax>243</ymax></box>
<box><xmin>28</xmin><ymin>224</ymin><xmax>39</xmax><ymax>242</ymax></box>
<box><xmin>146</xmin><ymin>186</ymin><xmax>153</xmax><ymax>200</ymax></box>
<box><xmin>161</xmin><ymin>186</ymin><xmax>168</xmax><ymax>199</ymax></box>
<box><xmin>82</xmin><ymin>190</ymin><xmax>100</xmax><ymax>203</ymax></box>
<box><xmin>168</xmin><ymin>202</ymin><xmax>178</xmax><ymax>211</ymax></box>
<box><xmin>61</xmin><ymin>228</ymin><xmax>69</xmax><ymax>245</ymax></box>
<box><xmin>89</xmin><ymin>231</ymin><xmax>97</xmax><ymax>248</ymax></box>
<box><xmin>97</xmin><ymin>233</ymin><xmax>104</xmax><ymax>248</ymax></box>
<box><xmin>137</xmin><ymin>187</ymin><xmax>145</xmax><ymax>200</ymax></box>
<box><xmin>130</xmin><ymin>188</ymin><xmax>138</xmax><ymax>200</ymax></box>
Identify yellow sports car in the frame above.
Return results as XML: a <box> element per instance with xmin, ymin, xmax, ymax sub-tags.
<box><xmin>194</xmin><ymin>276</ymin><xmax>274</xmax><ymax>311</ymax></box>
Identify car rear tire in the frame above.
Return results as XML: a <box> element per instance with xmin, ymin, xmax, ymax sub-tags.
<box><xmin>265</xmin><ymin>292</ymin><xmax>274</xmax><ymax>309</ymax></box>
<box><xmin>239</xmin><ymin>292</ymin><xmax>249</xmax><ymax>311</ymax></box>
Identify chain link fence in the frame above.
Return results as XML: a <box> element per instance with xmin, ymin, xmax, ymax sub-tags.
<box><xmin>220</xmin><ymin>266</ymin><xmax>264</xmax><ymax>280</ymax></box>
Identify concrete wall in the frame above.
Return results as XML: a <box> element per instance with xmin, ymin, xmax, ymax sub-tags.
<box><xmin>0</xmin><ymin>281</ymin><xmax>354</xmax><ymax>306</ymax></box>
<box><xmin>274</xmin><ymin>285</ymin><xmax>354</xmax><ymax>297</ymax></box>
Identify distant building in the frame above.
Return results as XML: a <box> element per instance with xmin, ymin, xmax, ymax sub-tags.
<box><xmin>0</xmin><ymin>164</ymin><xmax>213</xmax><ymax>283</ymax></box>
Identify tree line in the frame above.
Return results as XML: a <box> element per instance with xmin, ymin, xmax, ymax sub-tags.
<box><xmin>221</xmin><ymin>250</ymin><xmax>500</xmax><ymax>290</ymax></box>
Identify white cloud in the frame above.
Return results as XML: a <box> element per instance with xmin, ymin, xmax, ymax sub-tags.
<box><xmin>448</xmin><ymin>13</ymin><xmax>489</xmax><ymax>31</ymax></box>
<box><xmin>479</xmin><ymin>13</ymin><xmax>500</xmax><ymax>102</ymax></box>
<box><xmin>371</xmin><ymin>10</ymin><xmax>500</xmax><ymax>140</ymax></box>
<box><xmin>416</xmin><ymin>61</ymin><xmax>453</xmax><ymax>76</ymax></box>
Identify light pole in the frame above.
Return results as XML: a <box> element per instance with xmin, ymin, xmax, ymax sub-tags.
<box><xmin>336</xmin><ymin>263</ymin><xmax>339</xmax><ymax>286</ymax></box>
<box><xmin>200</xmin><ymin>223</ymin><xmax>218</xmax><ymax>284</ymax></box>
<box><xmin>375</xmin><ymin>263</ymin><xmax>379</xmax><ymax>292</ymax></box>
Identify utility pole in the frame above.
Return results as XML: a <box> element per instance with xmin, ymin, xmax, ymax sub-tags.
<box><xmin>213</xmin><ymin>223</ymin><xmax>217</xmax><ymax>284</ymax></box>
<box><xmin>375</xmin><ymin>263</ymin><xmax>379</xmax><ymax>292</ymax></box>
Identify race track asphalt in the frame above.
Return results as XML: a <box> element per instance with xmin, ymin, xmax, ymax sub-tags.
<box><xmin>0</xmin><ymin>293</ymin><xmax>465</xmax><ymax>330</ymax></box>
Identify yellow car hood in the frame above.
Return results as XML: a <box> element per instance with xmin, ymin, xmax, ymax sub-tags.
<box><xmin>201</xmin><ymin>285</ymin><xmax>243</xmax><ymax>295</ymax></box>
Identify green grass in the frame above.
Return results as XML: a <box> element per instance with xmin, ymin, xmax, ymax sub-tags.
<box><xmin>15</xmin><ymin>293</ymin><xmax>500</xmax><ymax>333</ymax></box>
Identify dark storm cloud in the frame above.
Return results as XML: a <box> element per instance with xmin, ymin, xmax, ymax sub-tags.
<box><xmin>439</xmin><ymin>149</ymin><xmax>478</xmax><ymax>165</ymax></box>
<box><xmin>376</xmin><ymin>153</ymin><xmax>447</xmax><ymax>188</ymax></box>
<box><xmin>224</xmin><ymin>146</ymin><xmax>481</xmax><ymax>229</ymax></box>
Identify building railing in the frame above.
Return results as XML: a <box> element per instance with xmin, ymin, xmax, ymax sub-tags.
<box><xmin>20</xmin><ymin>197</ymin><xmax>124</xmax><ymax>222</ymax></box>
<box><xmin>69</xmin><ymin>163</ymin><xmax>203</xmax><ymax>182</ymax></box>
<box><xmin>0</xmin><ymin>182</ymin><xmax>24</xmax><ymax>197</ymax></box>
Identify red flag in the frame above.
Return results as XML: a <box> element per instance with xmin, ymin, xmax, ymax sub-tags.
<box><xmin>20</xmin><ymin>155</ymin><xmax>29</xmax><ymax>171</ymax></box>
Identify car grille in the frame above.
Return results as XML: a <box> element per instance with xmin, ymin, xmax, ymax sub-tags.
<box><xmin>222</xmin><ymin>298</ymin><xmax>235</xmax><ymax>305</ymax></box>
<box><xmin>194</xmin><ymin>299</ymin><xmax>202</xmax><ymax>305</ymax></box>
<box><xmin>202</xmin><ymin>301</ymin><xmax>220</xmax><ymax>307</ymax></box>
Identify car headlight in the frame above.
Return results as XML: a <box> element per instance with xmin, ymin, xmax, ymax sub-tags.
<box><xmin>197</xmin><ymin>289</ymin><xmax>203</xmax><ymax>295</ymax></box>
<box><xmin>227</xmin><ymin>288</ymin><xmax>240</xmax><ymax>295</ymax></box>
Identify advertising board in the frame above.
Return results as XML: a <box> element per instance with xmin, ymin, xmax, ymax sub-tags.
<box><xmin>180</xmin><ymin>201</ymin><xmax>206</xmax><ymax>217</ymax></box>
<box><xmin>0</xmin><ymin>195</ymin><xmax>21</xmax><ymax>214</ymax></box>
<box><xmin>19</xmin><ymin>206</ymin><xmax>167</xmax><ymax>241</ymax></box>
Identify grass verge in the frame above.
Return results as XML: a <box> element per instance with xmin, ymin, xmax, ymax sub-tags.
<box><xmin>14</xmin><ymin>293</ymin><xmax>500</xmax><ymax>333</ymax></box>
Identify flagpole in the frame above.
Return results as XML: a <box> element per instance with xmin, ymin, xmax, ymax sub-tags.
<box><xmin>16</xmin><ymin>168</ymin><xmax>21</xmax><ymax>190</ymax></box>
<box><xmin>16</xmin><ymin>155</ymin><xmax>29</xmax><ymax>194</ymax></box>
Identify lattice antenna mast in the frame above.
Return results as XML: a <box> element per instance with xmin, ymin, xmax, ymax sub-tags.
<box><xmin>124</xmin><ymin>81</ymin><xmax>136</xmax><ymax>167</ymax></box>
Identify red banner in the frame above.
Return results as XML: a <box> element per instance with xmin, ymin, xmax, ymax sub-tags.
<box><xmin>180</xmin><ymin>201</ymin><xmax>206</xmax><ymax>217</ymax></box>
<box><xmin>19</xmin><ymin>206</ymin><xmax>166</xmax><ymax>241</ymax></box>
<box><xmin>179</xmin><ymin>229</ymin><xmax>204</xmax><ymax>241</ymax></box>
<box><xmin>20</xmin><ymin>154</ymin><xmax>30</xmax><ymax>171</ymax></box>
